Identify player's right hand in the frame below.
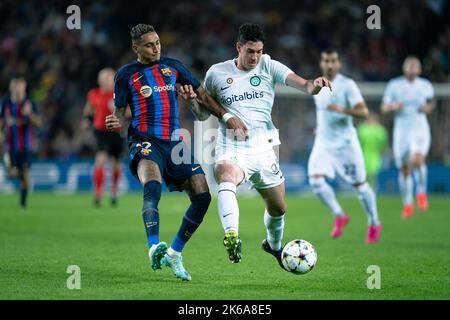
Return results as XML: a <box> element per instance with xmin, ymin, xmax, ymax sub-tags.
<box><xmin>225</xmin><ymin>117</ymin><xmax>248</xmax><ymax>141</ymax></box>
<box><xmin>105</xmin><ymin>114</ymin><xmax>121</xmax><ymax>131</ymax></box>
<box><xmin>391</xmin><ymin>102</ymin><xmax>403</xmax><ymax>111</ymax></box>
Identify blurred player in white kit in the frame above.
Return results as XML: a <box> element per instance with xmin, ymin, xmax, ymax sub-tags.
<box><xmin>382</xmin><ymin>56</ymin><xmax>434</xmax><ymax>219</ymax></box>
<box><xmin>308</xmin><ymin>49</ymin><xmax>381</xmax><ymax>244</ymax></box>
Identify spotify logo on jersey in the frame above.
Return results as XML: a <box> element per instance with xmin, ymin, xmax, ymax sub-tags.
<box><xmin>250</xmin><ymin>75</ymin><xmax>261</xmax><ymax>87</ymax></box>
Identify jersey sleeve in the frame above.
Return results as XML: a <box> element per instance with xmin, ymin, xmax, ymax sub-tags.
<box><xmin>346</xmin><ymin>79</ymin><xmax>364</xmax><ymax>107</ymax></box>
<box><xmin>203</xmin><ymin>67</ymin><xmax>217</xmax><ymax>98</ymax></box>
<box><xmin>268</xmin><ymin>58</ymin><xmax>293</xmax><ymax>84</ymax></box>
<box><xmin>170</xmin><ymin>59</ymin><xmax>201</xmax><ymax>90</ymax></box>
<box><xmin>114</xmin><ymin>68</ymin><xmax>129</xmax><ymax>109</ymax></box>
<box><xmin>382</xmin><ymin>80</ymin><xmax>396</xmax><ymax>104</ymax></box>
<box><xmin>423</xmin><ymin>80</ymin><xmax>434</xmax><ymax>102</ymax></box>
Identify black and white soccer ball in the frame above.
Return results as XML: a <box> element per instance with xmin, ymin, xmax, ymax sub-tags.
<box><xmin>281</xmin><ymin>239</ymin><xmax>317</xmax><ymax>275</ymax></box>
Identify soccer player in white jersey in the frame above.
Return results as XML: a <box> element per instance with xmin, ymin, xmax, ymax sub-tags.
<box><xmin>381</xmin><ymin>56</ymin><xmax>434</xmax><ymax>219</ymax></box>
<box><xmin>181</xmin><ymin>23</ymin><xmax>331</xmax><ymax>265</ymax></box>
<box><xmin>308</xmin><ymin>49</ymin><xmax>381</xmax><ymax>244</ymax></box>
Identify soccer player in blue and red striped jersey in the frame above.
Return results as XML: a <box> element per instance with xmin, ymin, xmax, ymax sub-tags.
<box><xmin>105</xmin><ymin>24</ymin><xmax>247</xmax><ymax>281</ymax></box>
<box><xmin>0</xmin><ymin>78</ymin><xmax>41</xmax><ymax>208</ymax></box>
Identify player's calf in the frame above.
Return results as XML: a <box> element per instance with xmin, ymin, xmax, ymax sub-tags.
<box><xmin>168</xmin><ymin>192</ymin><xmax>211</xmax><ymax>257</ymax></box>
<box><xmin>163</xmin><ymin>192</ymin><xmax>211</xmax><ymax>280</ymax></box>
<box><xmin>142</xmin><ymin>181</ymin><xmax>162</xmax><ymax>260</ymax></box>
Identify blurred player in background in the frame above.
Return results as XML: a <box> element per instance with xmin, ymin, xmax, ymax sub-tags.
<box><xmin>381</xmin><ymin>56</ymin><xmax>434</xmax><ymax>218</ymax></box>
<box><xmin>186</xmin><ymin>23</ymin><xmax>331</xmax><ymax>265</ymax></box>
<box><xmin>82</xmin><ymin>68</ymin><xmax>125</xmax><ymax>207</ymax></box>
<box><xmin>105</xmin><ymin>24</ymin><xmax>247</xmax><ymax>281</ymax></box>
<box><xmin>357</xmin><ymin>114</ymin><xmax>388</xmax><ymax>190</ymax></box>
<box><xmin>0</xmin><ymin>78</ymin><xmax>41</xmax><ymax>208</ymax></box>
<box><xmin>308</xmin><ymin>49</ymin><xmax>381</xmax><ymax>243</ymax></box>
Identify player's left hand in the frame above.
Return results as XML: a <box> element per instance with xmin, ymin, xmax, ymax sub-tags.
<box><xmin>22</xmin><ymin>101</ymin><xmax>32</xmax><ymax>116</ymax></box>
<box><xmin>327</xmin><ymin>104</ymin><xmax>345</xmax><ymax>113</ymax></box>
<box><xmin>177</xmin><ymin>84</ymin><xmax>197</xmax><ymax>100</ymax></box>
<box><xmin>419</xmin><ymin>104</ymin><xmax>432</xmax><ymax>114</ymax></box>
<box><xmin>312</xmin><ymin>77</ymin><xmax>332</xmax><ymax>94</ymax></box>
<box><xmin>105</xmin><ymin>114</ymin><xmax>121</xmax><ymax>131</ymax></box>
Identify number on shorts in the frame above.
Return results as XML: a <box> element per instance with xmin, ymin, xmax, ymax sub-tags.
<box><xmin>344</xmin><ymin>164</ymin><xmax>356</xmax><ymax>178</ymax></box>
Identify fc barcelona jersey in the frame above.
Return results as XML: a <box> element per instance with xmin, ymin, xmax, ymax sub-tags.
<box><xmin>114</xmin><ymin>57</ymin><xmax>201</xmax><ymax>141</ymax></box>
<box><xmin>0</xmin><ymin>95</ymin><xmax>37</xmax><ymax>153</ymax></box>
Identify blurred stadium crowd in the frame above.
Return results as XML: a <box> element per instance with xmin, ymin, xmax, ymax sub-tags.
<box><xmin>0</xmin><ymin>0</ymin><xmax>449</xmax><ymax>161</ymax></box>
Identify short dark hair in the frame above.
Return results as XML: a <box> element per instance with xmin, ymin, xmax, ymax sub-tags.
<box><xmin>321</xmin><ymin>48</ymin><xmax>339</xmax><ymax>56</ymax></box>
<box><xmin>130</xmin><ymin>24</ymin><xmax>156</xmax><ymax>42</ymax></box>
<box><xmin>237</xmin><ymin>23</ymin><xmax>266</xmax><ymax>44</ymax></box>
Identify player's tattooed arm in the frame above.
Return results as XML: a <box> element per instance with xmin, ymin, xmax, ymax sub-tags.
<box><xmin>328</xmin><ymin>102</ymin><xmax>369</xmax><ymax>118</ymax></box>
<box><xmin>176</xmin><ymin>84</ymin><xmax>210</xmax><ymax>121</ymax></box>
<box><xmin>285</xmin><ymin>73</ymin><xmax>332</xmax><ymax>95</ymax></box>
<box><xmin>180</xmin><ymin>85</ymin><xmax>248</xmax><ymax>140</ymax></box>
<box><xmin>105</xmin><ymin>106</ymin><xmax>126</xmax><ymax>131</ymax></box>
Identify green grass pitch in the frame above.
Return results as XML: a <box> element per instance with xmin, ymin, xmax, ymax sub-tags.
<box><xmin>1</xmin><ymin>192</ymin><xmax>449</xmax><ymax>300</ymax></box>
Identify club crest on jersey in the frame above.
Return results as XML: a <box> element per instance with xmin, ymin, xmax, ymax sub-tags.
<box><xmin>226</xmin><ymin>77</ymin><xmax>233</xmax><ymax>84</ymax></box>
<box><xmin>250</xmin><ymin>75</ymin><xmax>261</xmax><ymax>87</ymax></box>
<box><xmin>161</xmin><ymin>68</ymin><xmax>172</xmax><ymax>77</ymax></box>
<box><xmin>140</xmin><ymin>85</ymin><xmax>153</xmax><ymax>98</ymax></box>
<box><xmin>140</xmin><ymin>148</ymin><xmax>151</xmax><ymax>156</ymax></box>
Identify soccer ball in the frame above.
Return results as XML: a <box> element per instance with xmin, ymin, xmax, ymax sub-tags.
<box><xmin>281</xmin><ymin>239</ymin><xmax>317</xmax><ymax>275</ymax></box>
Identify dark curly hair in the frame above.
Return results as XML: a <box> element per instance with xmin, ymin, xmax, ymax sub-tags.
<box><xmin>130</xmin><ymin>24</ymin><xmax>156</xmax><ymax>42</ymax></box>
<box><xmin>237</xmin><ymin>23</ymin><xmax>266</xmax><ymax>44</ymax></box>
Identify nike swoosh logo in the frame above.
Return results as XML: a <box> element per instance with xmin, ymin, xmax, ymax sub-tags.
<box><xmin>220</xmin><ymin>86</ymin><xmax>231</xmax><ymax>91</ymax></box>
<box><xmin>145</xmin><ymin>222</ymin><xmax>157</xmax><ymax>228</ymax></box>
<box><xmin>133</xmin><ymin>74</ymin><xmax>144</xmax><ymax>82</ymax></box>
<box><xmin>223</xmin><ymin>213</ymin><xmax>233</xmax><ymax>218</ymax></box>
<box><xmin>192</xmin><ymin>166</ymin><xmax>201</xmax><ymax>171</ymax></box>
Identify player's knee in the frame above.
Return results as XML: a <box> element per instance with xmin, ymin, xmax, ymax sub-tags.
<box><xmin>354</xmin><ymin>182</ymin><xmax>372</xmax><ymax>195</ymax></box>
<box><xmin>95</xmin><ymin>154</ymin><xmax>108</xmax><ymax>167</ymax></box>
<box><xmin>188</xmin><ymin>192</ymin><xmax>211</xmax><ymax>223</ymax></box>
<box><xmin>412</xmin><ymin>154</ymin><xmax>424</xmax><ymax>167</ymax></box>
<box><xmin>309</xmin><ymin>176</ymin><xmax>325</xmax><ymax>192</ymax></box>
<box><xmin>142</xmin><ymin>180</ymin><xmax>162</xmax><ymax>211</ymax></box>
<box><xmin>400</xmin><ymin>165</ymin><xmax>410</xmax><ymax>176</ymax></box>
<box><xmin>215</xmin><ymin>164</ymin><xmax>243</xmax><ymax>185</ymax></box>
<box><xmin>217</xmin><ymin>171</ymin><xmax>238</xmax><ymax>184</ymax></box>
<box><xmin>268</xmin><ymin>202</ymin><xmax>287</xmax><ymax>216</ymax></box>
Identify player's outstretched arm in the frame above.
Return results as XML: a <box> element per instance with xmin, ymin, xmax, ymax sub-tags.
<box><xmin>285</xmin><ymin>73</ymin><xmax>332</xmax><ymax>95</ymax></box>
<box><xmin>177</xmin><ymin>84</ymin><xmax>211</xmax><ymax>121</ymax></box>
<box><xmin>328</xmin><ymin>102</ymin><xmax>369</xmax><ymax>118</ymax></box>
<box><xmin>105</xmin><ymin>106</ymin><xmax>125</xmax><ymax>131</ymax></box>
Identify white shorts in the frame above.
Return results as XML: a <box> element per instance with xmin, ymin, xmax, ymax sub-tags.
<box><xmin>215</xmin><ymin>145</ymin><xmax>284</xmax><ymax>190</ymax></box>
<box><xmin>393</xmin><ymin>128</ymin><xmax>431</xmax><ymax>168</ymax></box>
<box><xmin>308</xmin><ymin>140</ymin><xmax>366</xmax><ymax>184</ymax></box>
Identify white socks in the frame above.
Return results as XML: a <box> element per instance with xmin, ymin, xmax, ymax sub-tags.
<box><xmin>309</xmin><ymin>176</ymin><xmax>344</xmax><ymax>217</ymax></box>
<box><xmin>355</xmin><ymin>182</ymin><xmax>380</xmax><ymax>226</ymax></box>
<box><xmin>398</xmin><ymin>173</ymin><xmax>413</xmax><ymax>205</ymax></box>
<box><xmin>264</xmin><ymin>210</ymin><xmax>285</xmax><ymax>251</ymax></box>
<box><xmin>167</xmin><ymin>246</ymin><xmax>181</xmax><ymax>258</ymax></box>
<box><xmin>217</xmin><ymin>182</ymin><xmax>239</xmax><ymax>233</ymax></box>
<box><xmin>413</xmin><ymin>164</ymin><xmax>427</xmax><ymax>194</ymax></box>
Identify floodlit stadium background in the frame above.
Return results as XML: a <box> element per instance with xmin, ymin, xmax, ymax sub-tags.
<box><xmin>0</xmin><ymin>0</ymin><xmax>449</xmax><ymax>194</ymax></box>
